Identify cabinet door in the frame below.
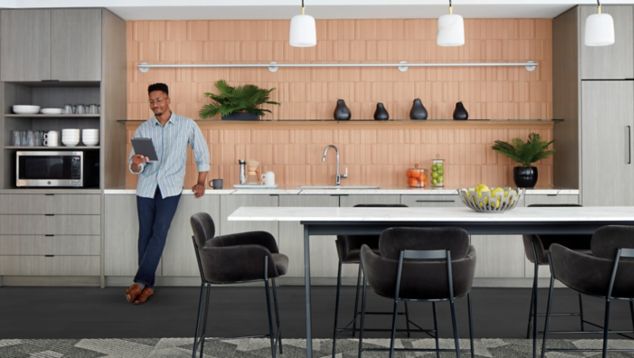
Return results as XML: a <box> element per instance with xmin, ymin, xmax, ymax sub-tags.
<box><xmin>401</xmin><ymin>194</ymin><xmax>460</xmax><ymax>207</ymax></box>
<box><xmin>581</xmin><ymin>81</ymin><xmax>634</xmax><ymax>205</ymax></box>
<box><xmin>580</xmin><ymin>5</ymin><xmax>634</xmax><ymax>79</ymax></box>
<box><xmin>51</xmin><ymin>9</ymin><xmax>101</xmax><ymax>81</ymax></box>
<box><xmin>0</xmin><ymin>10</ymin><xmax>51</xmax><ymax>81</ymax></box>
<box><xmin>278</xmin><ymin>195</ymin><xmax>339</xmax><ymax>278</ymax></box>
<box><xmin>220</xmin><ymin>194</ymin><xmax>279</xmax><ymax>236</ymax></box>
<box><xmin>161</xmin><ymin>195</ymin><xmax>220</xmax><ymax>277</ymax></box>
<box><xmin>104</xmin><ymin>195</ymin><xmax>141</xmax><ymax>276</ymax></box>
<box><xmin>339</xmin><ymin>194</ymin><xmax>401</xmax><ymax>207</ymax></box>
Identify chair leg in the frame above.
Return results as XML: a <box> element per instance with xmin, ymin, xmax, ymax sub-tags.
<box><xmin>449</xmin><ymin>298</ymin><xmax>461</xmax><ymax>358</ymax></box>
<box><xmin>388</xmin><ymin>297</ymin><xmax>400</xmax><ymax>358</ymax></box>
<box><xmin>271</xmin><ymin>278</ymin><xmax>283</xmax><ymax>354</ymax></box>
<box><xmin>467</xmin><ymin>294</ymin><xmax>475</xmax><ymax>358</ymax></box>
<box><xmin>357</xmin><ymin>274</ymin><xmax>368</xmax><ymax>358</ymax></box>
<box><xmin>332</xmin><ymin>260</ymin><xmax>343</xmax><ymax>358</ymax></box>
<box><xmin>263</xmin><ymin>278</ymin><xmax>277</xmax><ymax>358</ymax></box>
<box><xmin>192</xmin><ymin>282</ymin><xmax>205</xmax><ymax>358</ymax></box>
<box><xmin>540</xmin><ymin>275</ymin><xmax>555</xmax><ymax>358</ymax></box>
<box><xmin>630</xmin><ymin>299</ymin><xmax>634</xmax><ymax>334</ymax></box>
<box><xmin>404</xmin><ymin>301</ymin><xmax>411</xmax><ymax>338</ymax></box>
<box><xmin>578</xmin><ymin>293</ymin><xmax>585</xmax><ymax>332</ymax></box>
<box><xmin>198</xmin><ymin>283</ymin><xmax>212</xmax><ymax>358</ymax></box>
<box><xmin>526</xmin><ymin>262</ymin><xmax>538</xmax><ymax>339</ymax></box>
<box><xmin>432</xmin><ymin>302</ymin><xmax>440</xmax><ymax>358</ymax></box>
<box><xmin>352</xmin><ymin>264</ymin><xmax>362</xmax><ymax>337</ymax></box>
<box><xmin>602</xmin><ymin>298</ymin><xmax>612</xmax><ymax>358</ymax></box>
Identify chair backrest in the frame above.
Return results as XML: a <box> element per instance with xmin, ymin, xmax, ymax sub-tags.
<box><xmin>591</xmin><ymin>225</ymin><xmax>634</xmax><ymax>259</ymax></box>
<box><xmin>379</xmin><ymin>226</ymin><xmax>470</xmax><ymax>260</ymax></box>
<box><xmin>190</xmin><ymin>212</ymin><xmax>216</xmax><ymax>249</ymax></box>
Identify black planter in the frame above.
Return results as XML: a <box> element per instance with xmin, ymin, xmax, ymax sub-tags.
<box><xmin>453</xmin><ymin>101</ymin><xmax>469</xmax><ymax>120</ymax></box>
<box><xmin>221</xmin><ymin>112</ymin><xmax>259</xmax><ymax>120</ymax></box>
<box><xmin>333</xmin><ymin>99</ymin><xmax>351</xmax><ymax>120</ymax></box>
<box><xmin>513</xmin><ymin>166</ymin><xmax>538</xmax><ymax>188</ymax></box>
<box><xmin>374</xmin><ymin>102</ymin><xmax>389</xmax><ymax>120</ymax></box>
<box><xmin>409</xmin><ymin>98</ymin><xmax>428</xmax><ymax>120</ymax></box>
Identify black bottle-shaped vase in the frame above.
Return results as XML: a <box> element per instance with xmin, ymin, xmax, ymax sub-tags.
<box><xmin>453</xmin><ymin>101</ymin><xmax>469</xmax><ymax>120</ymax></box>
<box><xmin>374</xmin><ymin>102</ymin><xmax>389</xmax><ymax>120</ymax></box>
<box><xmin>333</xmin><ymin>99</ymin><xmax>351</xmax><ymax>120</ymax></box>
<box><xmin>409</xmin><ymin>98</ymin><xmax>428</xmax><ymax>120</ymax></box>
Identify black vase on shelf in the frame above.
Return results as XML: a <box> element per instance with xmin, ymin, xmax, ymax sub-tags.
<box><xmin>513</xmin><ymin>166</ymin><xmax>538</xmax><ymax>188</ymax></box>
<box><xmin>453</xmin><ymin>101</ymin><xmax>469</xmax><ymax>120</ymax></box>
<box><xmin>333</xmin><ymin>99</ymin><xmax>351</xmax><ymax>120</ymax></box>
<box><xmin>409</xmin><ymin>98</ymin><xmax>428</xmax><ymax>120</ymax></box>
<box><xmin>374</xmin><ymin>102</ymin><xmax>389</xmax><ymax>120</ymax></box>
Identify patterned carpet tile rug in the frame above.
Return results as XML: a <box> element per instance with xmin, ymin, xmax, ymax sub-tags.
<box><xmin>0</xmin><ymin>338</ymin><xmax>633</xmax><ymax>358</ymax></box>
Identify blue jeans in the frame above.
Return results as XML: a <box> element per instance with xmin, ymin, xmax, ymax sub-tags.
<box><xmin>134</xmin><ymin>188</ymin><xmax>181</xmax><ymax>287</ymax></box>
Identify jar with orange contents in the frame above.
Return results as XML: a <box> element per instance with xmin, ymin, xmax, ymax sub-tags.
<box><xmin>406</xmin><ymin>163</ymin><xmax>427</xmax><ymax>188</ymax></box>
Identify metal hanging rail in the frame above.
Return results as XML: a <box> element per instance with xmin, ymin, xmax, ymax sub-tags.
<box><xmin>137</xmin><ymin>60</ymin><xmax>538</xmax><ymax>73</ymax></box>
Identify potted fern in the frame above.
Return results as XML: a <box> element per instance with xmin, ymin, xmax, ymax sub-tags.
<box><xmin>199</xmin><ymin>80</ymin><xmax>279</xmax><ymax>120</ymax></box>
<box><xmin>491</xmin><ymin>133</ymin><xmax>554</xmax><ymax>188</ymax></box>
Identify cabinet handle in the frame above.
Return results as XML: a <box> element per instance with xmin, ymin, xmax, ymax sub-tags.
<box><xmin>627</xmin><ymin>125</ymin><xmax>632</xmax><ymax>165</ymax></box>
<box><xmin>44</xmin><ymin>234</ymin><xmax>55</xmax><ymax>237</ymax></box>
<box><xmin>268</xmin><ymin>194</ymin><xmax>279</xmax><ymax>197</ymax></box>
<box><xmin>44</xmin><ymin>193</ymin><xmax>55</xmax><ymax>196</ymax></box>
<box><xmin>415</xmin><ymin>199</ymin><xmax>456</xmax><ymax>203</ymax></box>
<box><xmin>44</xmin><ymin>213</ymin><xmax>55</xmax><ymax>217</ymax></box>
<box><xmin>44</xmin><ymin>255</ymin><xmax>55</xmax><ymax>258</ymax></box>
<box><xmin>330</xmin><ymin>194</ymin><xmax>349</xmax><ymax>197</ymax></box>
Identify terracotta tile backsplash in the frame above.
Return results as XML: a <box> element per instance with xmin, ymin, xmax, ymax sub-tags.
<box><xmin>126</xmin><ymin>18</ymin><xmax>554</xmax><ymax>189</ymax></box>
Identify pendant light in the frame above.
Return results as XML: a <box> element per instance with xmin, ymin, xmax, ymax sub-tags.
<box><xmin>437</xmin><ymin>0</ymin><xmax>464</xmax><ymax>47</ymax></box>
<box><xmin>585</xmin><ymin>0</ymin><xmax>615</xmax><ymax>46</ymax></box>
<box><xmin>289</xmin><ymin>0</ymin><xmax>317</xmax><ymax>47</ymax></box>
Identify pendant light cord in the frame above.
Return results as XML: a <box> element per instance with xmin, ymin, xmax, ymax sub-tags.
<box><xmin>449</xmin><ymin>0</ymin><xmax>453</xmax><ymax>15</ymax></box>
<box><xmin>301</xmin><ymin>0</ymin><xmax>305</xmax><ymax>15</ymax></box>
<box><xmin>597</xmin><ymin>0</ymin><xmax>602</xmax><ymax>14</ymax></box>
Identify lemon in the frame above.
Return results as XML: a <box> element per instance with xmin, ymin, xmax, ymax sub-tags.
<box><xmin>475</xmin><ymin>183</ymin><xmax>490</xmax><ymax>193</ymax></box>
<box><xmin>492</xmin><ymin>187</ymin><xmax>504</xmax><ymax>197</ymax></box>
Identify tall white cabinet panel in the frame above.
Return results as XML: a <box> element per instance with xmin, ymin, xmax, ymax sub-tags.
<box><xmin>581</xmin><ymin>81</ymin><xmax>634</xmax><ymax>205</ymax></box>
<box><xmin>161</xmin><ymin>195</ymin><xmax>220</xmax><ymax>277</ymax></box>
<box><xmin>278</xmin><ymin>195</ymin><xmax>339</xmax><ymax>278</ymax></box>
<box><xmin>104</xmin><ymin>194</ymin><xmax>141</xmax><ymax>276</ymax></box>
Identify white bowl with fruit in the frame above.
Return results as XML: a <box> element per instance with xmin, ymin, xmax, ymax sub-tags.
<box><xmin>458</xmin><ymin>184</ymin><xmax>521</xmax><ymax>213</ymax></box>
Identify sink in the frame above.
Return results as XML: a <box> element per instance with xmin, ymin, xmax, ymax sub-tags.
<box><xmin>300</xmin><ymin>185</ymin><xmax>380</xmax><ymax>190</ymax></box>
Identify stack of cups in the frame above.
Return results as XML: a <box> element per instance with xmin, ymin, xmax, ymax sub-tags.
<box><xmin>61</xmin><ymin>128</ymin><xmax>80</xmax><ymax>147</ymax></box>
<box><xmin>81</xmin><ymin>129</ymin><xmax>99</xmax><ymax>146</ymax></box>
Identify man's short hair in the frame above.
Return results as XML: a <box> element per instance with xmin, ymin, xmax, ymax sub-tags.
<box><xmin>148</xmin><ymin>83</ymin><xmax>169</xmax><ymax>95</ymax></box>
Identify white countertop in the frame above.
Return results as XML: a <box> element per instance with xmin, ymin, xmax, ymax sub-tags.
<box><xmin>103</xmin><ymin>188</ymin><xmax>579</xmax><ymax>195</ymax></box>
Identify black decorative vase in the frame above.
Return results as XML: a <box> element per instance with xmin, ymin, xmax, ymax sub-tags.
<box><xmin>333</xmin><ymin>99</ymin><xmax>351</xmax><ymax>120</ymax></box>
<box><xmin>513</xmin><ymin>166</ymin><xmax>538</xmax><ymax>188</ymax></box>
<box><xmin>453</xmin><ymin>101</ymin><xmax>469</xmax><ymax>120</ymax></box>
<box><xmin>409</xmin><ymin>98</ymin><xmax>428</xmax><ymax>120</ymax></box>
<box><xmin>374</xmin><ymin>102</ymin><xmax>389</xmax><ymax>120</ymax></box>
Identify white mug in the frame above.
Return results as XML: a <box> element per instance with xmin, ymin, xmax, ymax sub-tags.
<box><xmin>43</xmin><ymin>131</ymin><xmax>59</xmax><ymax>147</ymax></box>
<box><xmin>261</xmin><ymin>171</ymin><xmax>275</xmax><ymax>186</ymax></box>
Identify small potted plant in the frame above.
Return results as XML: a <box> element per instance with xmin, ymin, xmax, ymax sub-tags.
<box><xmin>491</xmin><ymin>132</ymin><xmax>554</xmax><ymax>188</ymax></box>
<box><xmin>199</xmin><ymin>80</ymin><xmax>279</xmax><ymax>120</ymax></box>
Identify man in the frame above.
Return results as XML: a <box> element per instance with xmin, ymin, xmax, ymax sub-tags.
<box><xmin>127</xmin><ymin>83</ymin><xmax>209</xmax><ymax>304</ymax></box>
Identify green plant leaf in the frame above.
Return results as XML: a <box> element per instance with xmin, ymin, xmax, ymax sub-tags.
<box><xmin>199</xmin><ymin>80</ymin><xmax>280</xmax><ymax>119</ymax></box>
<box><xmin>491</xmin><ymin>132</ymin><xmax>554</xmax><ymax>167</ymax></box>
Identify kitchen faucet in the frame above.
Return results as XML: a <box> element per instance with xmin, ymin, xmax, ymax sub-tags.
<box><xmin>321</xmin><ymin>144</ymin><xmax>348</xmax><ymax>186</ymax></box>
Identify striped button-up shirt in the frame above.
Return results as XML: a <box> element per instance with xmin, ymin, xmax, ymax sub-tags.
<box><xmin>129</xmin><ymin>113</ymin><xmax>210</xmax><ymax>199</ymax></box>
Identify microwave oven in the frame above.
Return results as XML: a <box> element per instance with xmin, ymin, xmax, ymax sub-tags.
<box><xmin>16</xmin><ymin>151</ymin><xmax>90</xmax><ymax>187</ymax></box>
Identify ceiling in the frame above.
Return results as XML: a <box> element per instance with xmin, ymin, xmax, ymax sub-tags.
<box><xmin>3</xmin><ymin>0</ymin><xmax>634</xmax><ymax>20</ymax></box>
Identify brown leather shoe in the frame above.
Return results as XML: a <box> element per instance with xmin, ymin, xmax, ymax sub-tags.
<box><xmin>125</xmin><ymin>283</ymin><xmax>143</xmax><ymax>303</ymax></box>
<box><xmin>133</xmin><ymin>287</ymin><xmax>154</xmax><ymax>305</ymax></box>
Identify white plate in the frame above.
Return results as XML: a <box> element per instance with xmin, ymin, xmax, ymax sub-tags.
<box><xmin>40</xmin><ymin>108</ymin><xmax>63</xmax><ymax>114</ymax></box>
<box><xmin>12</xmin><ymin>105</ymin><xmax>40</xmax><ymax>114</ymax></box>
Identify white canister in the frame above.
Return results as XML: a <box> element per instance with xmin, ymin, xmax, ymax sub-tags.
<box><xmin>43</xmin><ymin>131</ymin><xmax>59</xmax><ymax>147</ymax></box>
<box><xmin>261</xmin><ymin>171</ymin><xmax>276</xmax><ymax>186</ymax></box>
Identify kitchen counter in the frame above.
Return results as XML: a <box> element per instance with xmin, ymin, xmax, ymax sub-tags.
<box><xmin>104</xmin><ymin>188</ymin><xmax>579</xmax><ymax>195</ymax></box>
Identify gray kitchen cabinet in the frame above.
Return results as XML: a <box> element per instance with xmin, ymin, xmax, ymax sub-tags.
<box><xmin>219</xmin><ymin>194</ymin><xmax>279</xmax><ymax>237</ymax></box>
<box><xmin>104</xmin><ymin>194</ymin><xmax>142</xmax><ymax>276</ymax></box>
<box><xmin>161</xmin><ymin>195</ymin><xmax>220</xmax><ymax>277</ymax></box>
<box><xmin>340</xmin><ymin>194</ymin><xmax>402</xmax><ymax>207</ymax></box>
<box><xmin>278</xmin><ymin>194</ymin><xmax>340</xmax><ymax>278</ymax></box>
<box><xmin>0</xmin><ymin>10</ymin><xmax>51</xmax><ymax>81</ymax></box>
<box><xmin>580</xmin><ymin>5</ymin><xmax>634</xmax><ymax>79</ymax></box>
<box><xmin>581</xmin><ymin>81</ymin><xmax>634</xmax><ymax>205</ymax></box>
<box><xmin>0</xmin><ymin>193</ymin><xmax>100</xmax><ymax>215</ymax></box>
<box><xmin>400</xmin><ymin>194</ymin><xmax>460</xmax><ymax>207</ymax></box>
<box><xmin>0</xmin><ymin>215</ymin><xmax>100</xmax><ymax>235</ymax></box>
<box><xmin>0</xmin><ymin>256</ymin><xmax>99</xmax><ymax>276</ymax></box>
<box><xmin>1</xmin><ymin>9</ymin><xmax>101</xmax><ymax>81</ymax></box>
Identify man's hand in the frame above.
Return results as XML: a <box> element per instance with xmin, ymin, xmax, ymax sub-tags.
<box><xmin>192</xmin><ymin>183</ymin><xmax>205</xmax><ymax>198</ymax></box>
<box><xmin>130</xmin><ymin>154</ymin><xmax>149</xmax><ymax>173</ymax></box>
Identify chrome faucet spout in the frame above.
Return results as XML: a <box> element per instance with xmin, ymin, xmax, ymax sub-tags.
<box><xmin>321</xmin><ymin>144</ymin><xmax>347</xmax><ymax>186</ymax></box>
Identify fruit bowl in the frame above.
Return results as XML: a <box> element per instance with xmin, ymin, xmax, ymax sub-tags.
<box><xmin>457</xmin><ymin>187</ymin><xmax>521</xmax><ymax>213</ymax></box>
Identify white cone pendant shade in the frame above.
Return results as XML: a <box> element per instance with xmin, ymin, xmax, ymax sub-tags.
<box><xmin>289</xmin><ymin>14</ymin><xmax>316</xmax><ymax>47</ymax></box>
<box><xmin>585</xmin><ymin>12</ymin><xmax>615</xmax><ymax>46</ymax></box>
<box><xmin>437</xmin><ymin>13</ymin><xmax>465</xmax><ymax>46</ymax></box>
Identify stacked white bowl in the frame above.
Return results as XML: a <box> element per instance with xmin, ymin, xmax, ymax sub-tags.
<box><xmin>81</xmin><ymin>129</ymin><xmax>99</xmax><ymax>146</ymax></box>
<box><xmin>61</xmin><ymin>128</ymin><xmax>80</xmax><ymax>147</ymax></box>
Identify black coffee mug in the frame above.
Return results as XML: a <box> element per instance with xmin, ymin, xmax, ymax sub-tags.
<box><xmin>210</xmin><ymin>178</ymin><xmax>223</xmax><ymax>189</ymax></box>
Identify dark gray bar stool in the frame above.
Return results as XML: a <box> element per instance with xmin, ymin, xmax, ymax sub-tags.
<box><xmin>190</xmin><ymin>212</ymin><xmax>288</xmax><ymax>358</ymax></box>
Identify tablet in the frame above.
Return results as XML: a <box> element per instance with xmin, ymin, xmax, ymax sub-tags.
<box><xmin>131</xmin><ymin>137</ymin><xmax>158</xmax><ymax>161</ymax></box>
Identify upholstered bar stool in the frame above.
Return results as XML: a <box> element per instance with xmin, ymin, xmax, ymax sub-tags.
<box><xmin>331</xmin><ymin>204</ymin><xmax>410</xmax><ymax>357</ymax></box>
<box><xmin>542</xmin><ymin>225</ymin><xmax>634</xmax><ymax>358</ymax></box>
<box><xmin>359</xmin><ymin>227</ymin><xmax>476</xmax><ymax>358</ymax></box>
<box><xmin>190</xmin><ymin>212</ymin><xmax>288</xmax><ymax>358</ymax></box>
<box><xmin>523</xmin><ymin>203</ymin><xmax>592</xmax><ymax>354</ymax></box>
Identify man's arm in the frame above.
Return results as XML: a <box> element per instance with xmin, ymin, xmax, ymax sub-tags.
<box><xmin>190</xmin><ymin>121</ymin><xmax>211</xmax><ymax>198</ymax></box>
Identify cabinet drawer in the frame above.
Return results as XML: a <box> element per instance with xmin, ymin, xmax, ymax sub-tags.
<box><xmin>0</xmin><ymin>235</ymin><xmax>99</xmax><ymax>255</ymax></box>
<box><xmin>0</xmin><ymin>194</ymin><xmax>101</xmax><ymax>214</ymax></box>
<box><xmin>0</xmin><ymin>255</ymin><xmax>99</xmax><ymax>276</ymax></box>
<box><xmin>401</xmin><ymin>194</ymin><xmax>461</xmax><ymax>207</ymax></box>
<box><xmin>0</xmin><ymin>215</ymin><xmax>100</xmax><ymax>235</ymax></box>
<box><xmin>524</xmin><ymin>194</ymin><xmax>579</xmax><ymax>206</ymax></box>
